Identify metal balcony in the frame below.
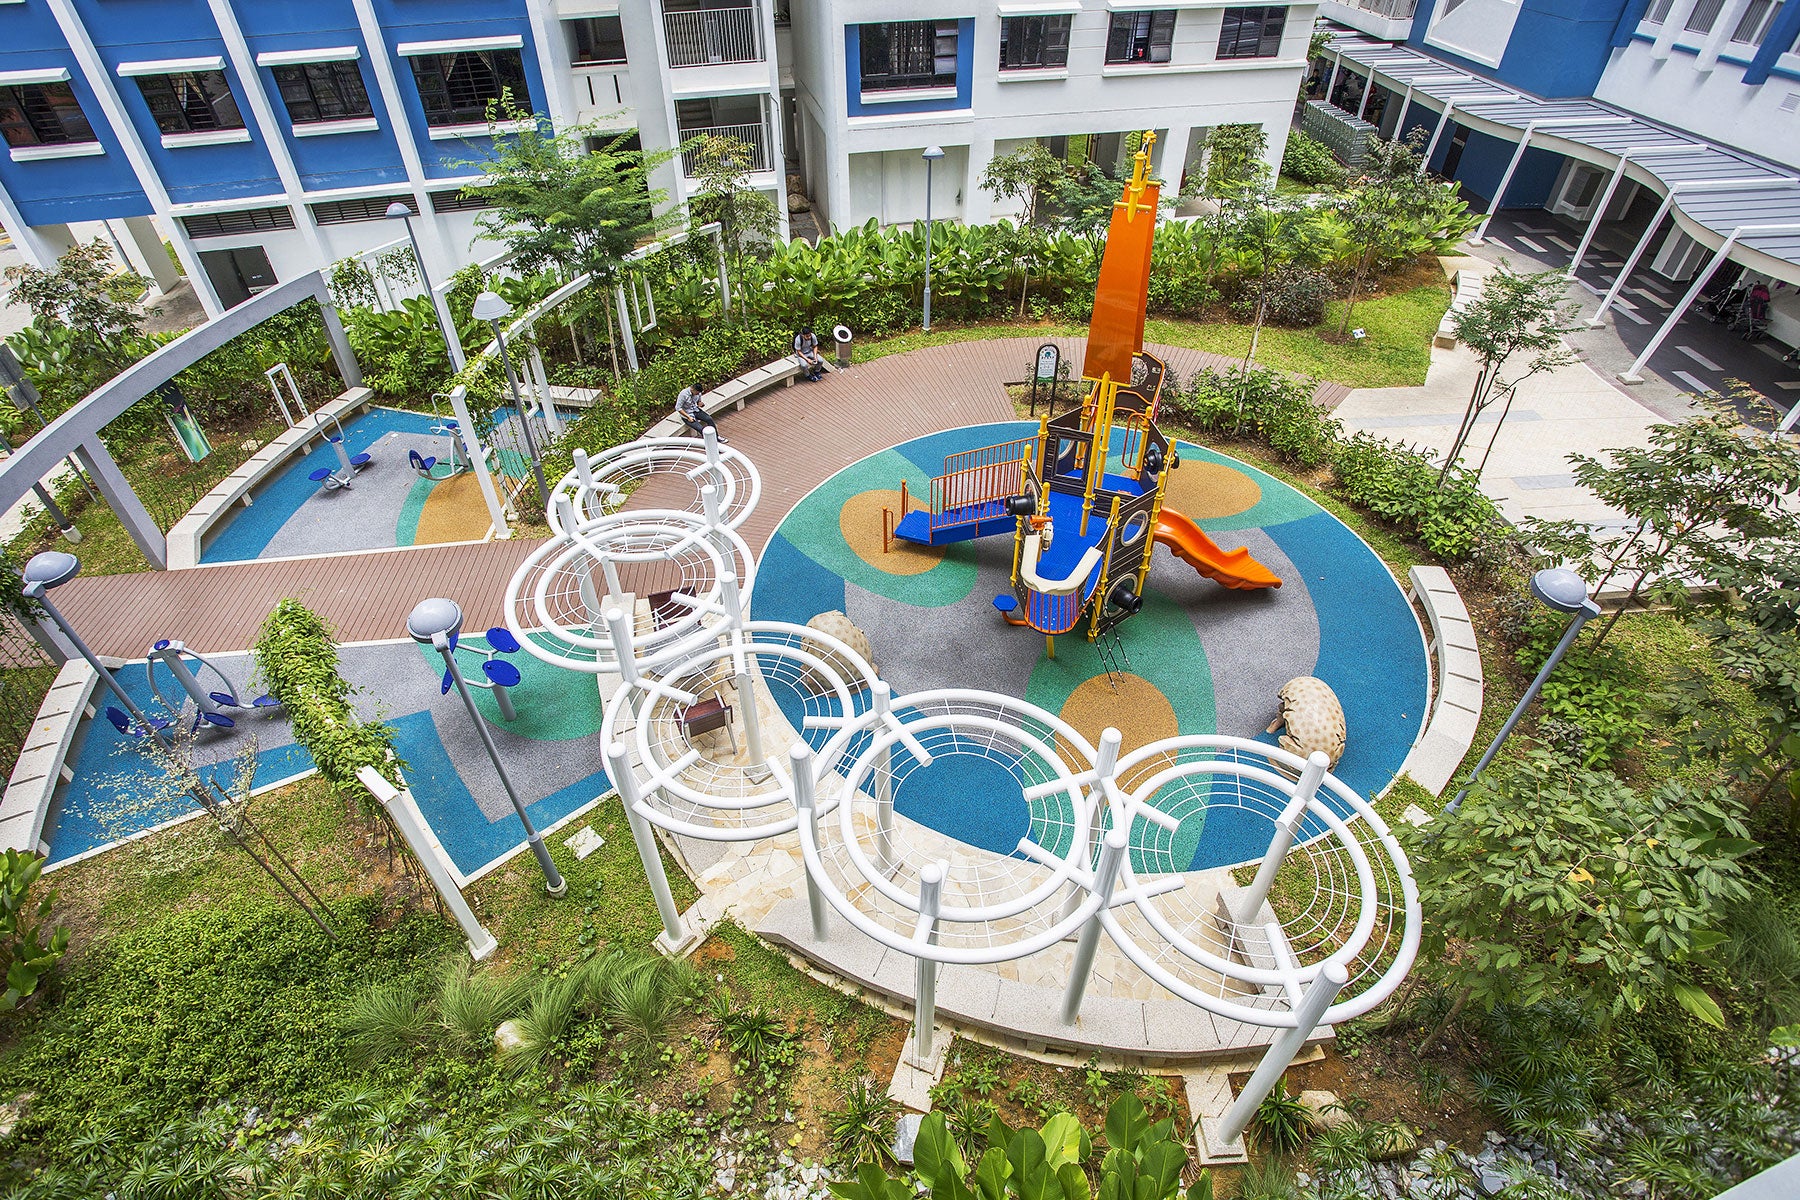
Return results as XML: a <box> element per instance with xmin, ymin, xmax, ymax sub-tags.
<box><xmin>678</xmin><ymin>122</ymin><xmax>770</xmax><ymax>174</ymax></box>
<box><xmin>663</xmin><ymin>6</ymin><xmax>763</xmax><ymax>67</ymax></box>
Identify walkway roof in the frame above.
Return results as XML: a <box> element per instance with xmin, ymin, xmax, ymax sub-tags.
<box><xmin>1324</xmin><ymin>30</ymin><xmax>1800</xmax><ymax>285</ymax></box>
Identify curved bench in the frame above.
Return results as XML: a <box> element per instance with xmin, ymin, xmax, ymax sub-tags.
<box><xmin>1434</xmin><ymin>261</ymin><xmax>1489</xmax><ymax>350</ymax></box>
<box><xmin>1398</xmin><ymin>565</ymin><xmax>1483</xmax><ymax>796</ymax></box>
<box><xmin>645</xmin><ymin>354</ymin><xmax>832</xmax><ymax>438</ymax></box>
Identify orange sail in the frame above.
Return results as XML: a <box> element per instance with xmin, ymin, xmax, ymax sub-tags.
<box><xmin>1080</xmin><ymin>132</ymin><xmax>1161</xmax><ymax>387</ymax></box>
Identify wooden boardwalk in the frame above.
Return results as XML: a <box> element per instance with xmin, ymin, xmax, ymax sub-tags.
<box><xmin>48</xmin><ymin>336</ymin><xmax>1342</xmax><ymax>657</ymax></box>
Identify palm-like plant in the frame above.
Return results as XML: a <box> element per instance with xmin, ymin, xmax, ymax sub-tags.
<box><xmin>342</xmin><ymin>978</ymin><xmax>433</xmax><ymax>1063</ymax></box>
<box><xmin>830</xmin><ymin>1077</ymin><xmax>897</xmax><ymax>1166</ymax></box>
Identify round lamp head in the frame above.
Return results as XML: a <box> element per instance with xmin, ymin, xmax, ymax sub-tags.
<box><xmin>406</xmin><ymin>597</ymin><xmax>465</xmax><ymax>644</ymax></box>
<box><xmin>1529</xmin><ymin>567</ymin><xmax>1591</xmax><ymax>615</ymax></box>
<box><xmin>384</xmin><ymin>201</ymin><xmax>413</xmax><ymax>220</ymax></box>
<box><xmin>922</xmin><ymin>145</ymin><xmax>945</xmax><ymax>162</ymax></box>
<box><xmin>471</xmin><ymin>291</ymin><xmax>512</xmax><ymax>324</ymax></box>
<box><xmin>23</xmin><ymin>549</ymin><xmax>80</xmax><ymax>591</ymax></box>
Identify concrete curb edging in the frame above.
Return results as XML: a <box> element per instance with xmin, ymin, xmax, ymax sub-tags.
<box><xmin>1</xmin><ymin>659</ymin><xmax>98</xmax><ymax>855</ymax></box>
<box><xmin>1398</xmin><ymin>565</ymin><xmax>1484</xmax><ymax>795</ymax></box>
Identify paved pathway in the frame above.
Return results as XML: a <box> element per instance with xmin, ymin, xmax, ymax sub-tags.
<box><xmin>43</xmin><ymin>336</ymin><xmax>1345</xmax><ymax>658</ymax></box>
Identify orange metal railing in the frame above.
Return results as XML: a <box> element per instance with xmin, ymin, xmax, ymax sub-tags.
<box><xmin>928</xmin><ymin>438</ymin><xmax>1033</xmax><ymax>531</ymax></box>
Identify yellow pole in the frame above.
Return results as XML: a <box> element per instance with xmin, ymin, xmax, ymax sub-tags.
<box><xmin>1090</xmin><ymin>493</ymin><xmax>1121</xmax><ymax>641</ymax></box>
<box><xmin>1046</xmin><ymin>633</ymin><xmax>1055</xmax><ymax>660</ymax></box>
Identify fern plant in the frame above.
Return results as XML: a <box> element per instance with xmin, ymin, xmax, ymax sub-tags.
<box><xmin>1250</xmin><ymin>1078</ymin><xmax>1314</xmax><ymax>1155</ymax></box>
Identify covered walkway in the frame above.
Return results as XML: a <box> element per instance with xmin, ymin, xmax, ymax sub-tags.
<box><xmin>1320</xmin><ymin>28</ymin><xmax>1800</xmax><ymax>416</ymax></box>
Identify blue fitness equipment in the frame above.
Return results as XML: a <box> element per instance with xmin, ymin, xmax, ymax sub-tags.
<box><xmin>105</xmin><ymin>705</ymin><xmax>173</xmax><ymax>739</ymax></box>
<box><xmin>436</xmin><ymin>626</ymin><xmax>524</xmax><ymax>721</ymax></box>
<box><xmin>409</xmin><ymin>439</ymin><xmax>470</xmax><ymax>481</ymax></box>
<box><xmin>308</xmin><ymin>410</ymin><xmax>373</xmax><ymax>490</ymax></box>
<box><xmin>145</xmin><ymin>638</ymin><xmax>281</xmax><ymax>732</ymax></box>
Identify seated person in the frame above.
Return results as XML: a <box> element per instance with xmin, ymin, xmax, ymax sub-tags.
<box><xmin>793</xmin><ymin>326</ymin><xmax>826</xmax><ymax>381</ymax></box>
<box><xmin>675</xmin><ymin>379</ymin><xmax>727</xmax><ymax>443</ymax></box>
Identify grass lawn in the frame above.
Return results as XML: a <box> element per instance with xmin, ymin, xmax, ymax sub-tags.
<box><xmin>858</xmin><ymin>271</ymin><xmax>1450</xmax><ymax>390</ymax></box>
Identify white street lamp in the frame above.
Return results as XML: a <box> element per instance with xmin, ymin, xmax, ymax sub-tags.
<box><xmin>407</xmin><ymin>596</ymin><xmax>566</xmax><ymax>896</ymax></box>
<box><xmin>471</xmin><ymin>290</ymin><xmax>551</xmax><ymax>510</ymax></box>
<box><xmin>921</xmin><ymin>145</ymin><xmax>945</xmax><ymax>332</ymax></box>
<box><xmin>21</xmin><ymin>551</ymin><xmax>170</xmax><ymax>749</ymax></box>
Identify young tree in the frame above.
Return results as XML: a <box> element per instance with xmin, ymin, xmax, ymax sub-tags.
<box><xmin>1193</xmin><ymin>123</ymin><xmax>1271</xmax><ymax>285</ymax></box>
<box><xmin>464</xmin><ymin>99</ymin><xmax>678</xmax><ymax>284</ymax></box>
<box><xmin>1335</xmin><ymin>131</ymin><xmax>1435</xmax><ymax>337</ymax></box>
<box><xmin>687</xmin><ymin>132</ymin><xmax>780</xmax><ymax>290</ymax></box>
<box><xmin>1440</xmin><ymin>264</ymin><xmax>1579</xmax><ymax>485</ymax></box>
<box><xmin>1406</xmin><ymin>750</ymin><xmax>1754</xmax><ymax>1040</ymax></box>
<box><xmin>2</xmin><ymin>239</ymin><xmax>154</xmax><ymax>375</ymax></box>
<box><xmin>978</xmin><ymin>141</ymin><xmax>1067</xmax><ymax>228</ymax></box>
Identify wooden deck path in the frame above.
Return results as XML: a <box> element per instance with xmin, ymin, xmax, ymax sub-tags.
<box><xmin>48</xmin><ymin>336</ymin><xmax>1341</xmax><ymax>658</ymax></box>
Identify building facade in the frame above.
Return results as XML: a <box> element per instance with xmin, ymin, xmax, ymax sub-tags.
<box><xmin>1</xmin><ymin>0</ymin><xmax>1318</xmax><ymax>315</ymax></box>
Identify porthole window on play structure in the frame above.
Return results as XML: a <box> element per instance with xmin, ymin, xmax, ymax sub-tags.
<box><xmin>1121</xmin><ymin>512</ymin><xmax>1149</xmax><ymax>546</ymax></box>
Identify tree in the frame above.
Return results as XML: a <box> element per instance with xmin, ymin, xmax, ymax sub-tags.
<box><xmin>1194</xmin><ymin>124</ymin><xmax>1271</xmax><ymax>283</ymax></box>
<box><xmin>687</xmin><ymin>132</ymin><xmax>780</xmax><ymax>292</ymax></box>
<box><xmin>2</xmin><ymin>239</ymin><xmax>154</xmax><ymax>375</ymax></box>
<box><xmin>1405</xmin><ymin>750</ymin><xmax>1753</xmax><ymax>1038</ymax></box>
<box><xmin>464</xmin><ymin>99</ymin><xmax>678</xmax><ymax>285</ymax></box>
<box><xmin>979</xmin><ymin>141</ymin><xmax>1066</xmax><ymax>228</ymax></box>
<box><xmin>1336</xmin><ymin>131</ymin><xmax>1435</xmax><ymax>337</ymax></box>
<box><xmin>1440</xmin><ymin>264</ymin><xmax>1579</xmax><ymax>485</ymax></box>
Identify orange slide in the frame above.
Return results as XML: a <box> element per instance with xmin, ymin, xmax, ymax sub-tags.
<box><xmin>1155</xmin><ymin>509</ymin><xmax>1282</xmax><ymax>591</ymax></box>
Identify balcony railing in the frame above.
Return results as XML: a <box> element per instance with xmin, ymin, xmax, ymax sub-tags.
<box><xmin>664</xmin><ymin>6</ymin><xmax>763</xmax><ymax>67</ymax></box>
<box><xmin>678</xmin><ymin>121</ymin><xmax>770</xmax><ymax>174</ymax></box>
<box><xmin>1340</xmin><ymin>0</ymin><xmax>1417</xmax><ymax>17</ymax></box>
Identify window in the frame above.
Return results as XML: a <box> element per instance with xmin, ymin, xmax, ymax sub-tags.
<box><xmin>310</xmin><ymin>194</ymin><xmax>414</xmax><ymax>225</ymax></box>
<box><xmin>1686</xmin><ymin>0</ymin><xmax>1727</xmax><ymax>33</ymax></box>
<box><xmin>407</xmin><ymin>50</ymin><xmax>528</xmax><ymax>127</ymax></box>
<box><xmin>1105</xmin><ymin>11</ymin><xmax>1176</xmax><ymax>65</ymax></box>
<box><xmin>999</xmin><ymin>15</ymin><xmax>1072</xmax><ymax>71</ymax></box>
<box><xmin>180</xmin><ymin>206</ymin><xmax>296</xmax><ymax>238</ymax></box>
<box><xmin>135</xmin><ymin>71</ymin><xmax>243</xmax><ymax>135</ymax></box>
<box><xmin>271</xmin><ymin>61</ymin><xmax>372</xmax><ymax>124</ymax></box>
<box><xmin>567</xmin><ymin>16</ymin><xmax>627</xmax><ymax>65</ymax></box>
<box><xmin>0</xmin><ymin>81</ymin><xmax>96</xmax><ymax>148</ymax></box>
<box><xmin>1217</xmin><ymin>6</ymin><xmax>1287</xmax><ymax>59</ymax></box>
<box><xmin>430</xmin><ymin>189</ymin><xmax>495</xmax><ymax>213</ymax></box>
<box><xmin>1731</xmin><ymin>0</ymin><xmax>1785</xmax><ymax>43</ymax></box>
<box><xmin>859</xmin><ymin>21</ymin><xmax>959</xmax><ymax>92</ymax></box>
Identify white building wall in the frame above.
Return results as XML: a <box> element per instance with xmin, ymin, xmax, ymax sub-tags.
<box><xmin>1595</xmin><ymin>37</ymin><xmax>1800</xmax><ymax>170</ymax></box>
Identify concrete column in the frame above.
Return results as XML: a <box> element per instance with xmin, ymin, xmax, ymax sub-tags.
<box><xmin>121</xmin><ymin>217</ymin><xmax>180</xmax><ymax>292</ymax></box>
<box><xmin>1653</xmin><ymin>0</ymin><xmax>1703</xmax><ymax>57</ymax></box>
<box><xmin>347</xmin><ymin>0</ymin><xmax>455</xmax><ymax>269</ymax></box>
<box><xmin>317</xmin><ymin>299</ymin><xmax>364</xmax><ymax>389</ymax></box>
<box><xmin>73</xmin><ymin>438</ymin><xmax>166</xmax><ymax>570</ymax></box>
<box><xmin>0</xmin><ymin>176</ymin><xmax>73</xmax><ymax>267</ymax></box>
<box><xmin>963</xmin><ymin>134</ymin><xmax>996</xmax><ymax>225</ymax></box>
<box><xmin>1697</xmin><ymin>0</ymin><xmax>1756</xmax><ymax>71</ymax></box>
<box><xmin>1570</xmin><ymin>156</ymin><xmax>1635</xmax><ymax>274</ymax></box>
<box><xmin>1160</xmin><ymin>125</ymin><xmax>1194</xmax><ymax>191</ymax></box>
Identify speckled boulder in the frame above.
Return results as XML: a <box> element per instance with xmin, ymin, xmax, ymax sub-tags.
<box><xmin>801</xmin><ymin>611</ymin><xmax>877</xmax><ymax>692</ymax></box>
<box><xmin>1271</xmin><ymin>676</ymin><xmax>1346</xmax><ymax>769</ymax></box>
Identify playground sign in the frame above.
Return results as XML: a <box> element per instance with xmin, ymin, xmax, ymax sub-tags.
<box><xmin>1029</xmin><ymin>343</ymin><xmax>1060</xmax><ymax>414</ymax></box>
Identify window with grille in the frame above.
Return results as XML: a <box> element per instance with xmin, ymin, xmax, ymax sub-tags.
<box><xmin>430</xmin><ymin>189</ymin><xmax>495</xmax><ymax>213</ymax></box>
<box><xmin>1106</xmin><ymin>11</ymin><xmax>1177</xmax><ymax>65</ymax></box>
<box><xmin>1686</xmin><ymin>0</ymin><xmax>1728</xmax><ymax>33</ymax></box>
<box><xmin>0</xmin><ymin>82</ymin><xmax>96</xmax><ymax>148</ymax></box>
<box><xmin>859</xmin><ymin>21</ymin><xmax>959</xmax><ymax>92</ymax></box>
<box><xmin>1217</xmin><ymin>6</ymin><xmax>1287</xmax><ymax>59</ymax></box>
<box><xmin>1647</xmin><ymin>0</ymin><xmax>1676</xmax><ymax>21</ymax></box>
<box><xmin>180</xmin><ymin>207</ymin><xmax>297</xmax><ymax>238</ymax></box>
<box><xmin>1731</xmin><ymin>0</ymin><xmax>1785</xmax><ymax>42</ymax></box>
<box><xmin>568</xmin><ymin>17</ymin><xmax>627</xmax><ymax>65</ymax></box>
<box><xmin>135</xmin><ymin>71</ymin><xmax>243</xmax><ymax>135</ymax></box>
<box><xmin>310</xmin><ymin>194</ymin><xmax>414</xmax><ymax>224</ymax></box>
<box><xmin>999</xmin><ymin>16</ymin><xmax>1072</xmax><ymax>71</ymax></box>
<box><xmin>271</xmin><ymin>61</ymin><xmax>373</xmax><ymax>125</ymax></box>
<box><xmin>407</xmin><ymin>50</ymin><xmax>528</xmax><ymax>127</ymax></box>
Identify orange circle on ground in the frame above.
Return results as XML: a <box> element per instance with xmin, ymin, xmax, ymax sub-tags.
<box><xmin>417</xmin><ymin>473</ymin><xmax>497</xmax><ymax>543</ymax></box>
<box><xmin>841</xmin><ymin>489</ymin><xmax>946</xmax><ymax>575</ymax></box>
<box><xmin>1159</xmin><ymin>460</ymin><xmax>1261</xmax><ymax>520</ymax></box>
<box><xmin>1058</xmin><ymin>672</ymin><xmax>1179</xmax><ymax>759</ymax></box>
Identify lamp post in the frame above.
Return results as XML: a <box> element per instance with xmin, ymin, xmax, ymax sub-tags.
<box><xmin>921</xmin><ymin>145</ymin><xmax>945</xmax><ymax>332</ymax></box>
<box><xmin>1447</xmin><ymin>568</ymin><xmax>1601</xmax><ymax>813</ymax></box>
<box><xmin>407</xmin><ymin>597</ymin><xmax>566</xmax><ymax>897</ymax></box>
<box><xmin>471</xmin><ymin>291</ymin><xmax>551</xmax><ymax>511</ymax></box>
<box><xmin>21</xmin><ymin>551</ymin><xmax>169</xmax><ymax>748</ymax></box>
<box><xmin>385</xmin><ymin>201</ymin><xmax>465</xmax><ymax>371</ymax></box>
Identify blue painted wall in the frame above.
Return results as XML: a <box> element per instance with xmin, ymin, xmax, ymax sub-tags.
<box><xmin>369</xmin><ymin>0</ymin><xmax>547</xmax><ymax>179</ymax></box>
<box><xmin>1431</xmin><ymin>125</ymin><xmax>1564</xmax><ymax>211</ymax></box>
<box><xmin>843</xmin><ymin>20</ymin><xmax>974</xmax><ymax>117</ymax></box>
<box><xmin>0</xmin><ymin>1</ymin><xmax>151</xmax><ymax>224</ymax></box>
<box><xmin>234</xmin><ymin>0</ymin><xmax>409</xmax><ymax>191</ymax></box>
<box><xmin>1410</xmin><ymin>0</ymin><xmax>1629</xmax><ymax>98</ymax></box>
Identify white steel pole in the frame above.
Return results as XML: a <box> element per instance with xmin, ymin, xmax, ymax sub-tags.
<box><xmin>914</xmin><ymin>861</ymin><xmax>945</xmax><ymax>1061</ymax></box>
<box><xmin>1590</xmin><ymin>190</ymin><xmax>1677</xmax><ymax>327</ymax></box>
<box><xmin>1469</xmin><ymin>128</ymin><xmax>1535</xmax><ymax>245</ymax></box>
<box><xmin>1061</xmin><ymin>827</ymin><xmax>1128</xmax><ymax>1025</ymax></box>
<box><xmin>1215</xmin><ymin>961</ymin><xmax>1350</xmax><ymax>1145</ymax></box>
<box><xmin>1236</xmin><ymin>752</ymin><xmax>1329</xmax><ymax>926</ymax></box>
<box><xmin>608</xmin><ymin>742</ymin><xmax>688</xmax><ymax>948</ymax></box>
<box><xmin>791</xmin><ymin>743</ymin><xmax>830</xmax><ymax>940</ymax></box>
<box><xmin>873</xmin><ymin>681</ymin><xmax>896</xmax><ymax>875</ymax></box>
<box><xmin>448</xmin><ymin>385</ymin><xmax>509</xmax><ymax>537</ymax></box>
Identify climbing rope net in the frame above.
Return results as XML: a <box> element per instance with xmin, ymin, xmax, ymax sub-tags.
<box><xmin>504</xmin><ymin>436</ymin><xmax>1419</xmax><ymax>1028</ymax></box>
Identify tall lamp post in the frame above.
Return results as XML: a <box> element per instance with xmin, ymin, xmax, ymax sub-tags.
<box><xmin>407</xmin><ymin>597</ymin><xmax>566</xmax><ymax>897</ymax></box>
<box><xmin>921</xmin><ymin>145</ymin><xmax>945</xmax><ymax>332</ymax></box>
<box><xmin>1447</xmin><ymin>568</ymin><xmax>1601</xmax><ymax>813</ymax></box>
<box><xmin>385</xmin><ymin>201</ymin><xmax>464</xmax><ymax>371</ymax></box>
<box><xmin>471</xmin><ymin>291</ymin><xmax>551</xmax><ymax>511</ymax></box>
<box><xmin>21</xmin><ymin>551</ymin><xmax>169</xmax><ymax>748</ymax></box>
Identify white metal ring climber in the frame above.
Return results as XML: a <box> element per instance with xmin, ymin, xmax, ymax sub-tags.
<box><xmin>549</xmin><ymin>429</ymin><xmax>760</xmax><ymax>533</ymax></box>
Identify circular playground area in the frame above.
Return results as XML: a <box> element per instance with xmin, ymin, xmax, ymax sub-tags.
<box><xmin>750</xmin><ymin>421</ymin><xmax>1430</xmax><ymax>872</ymax></box>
